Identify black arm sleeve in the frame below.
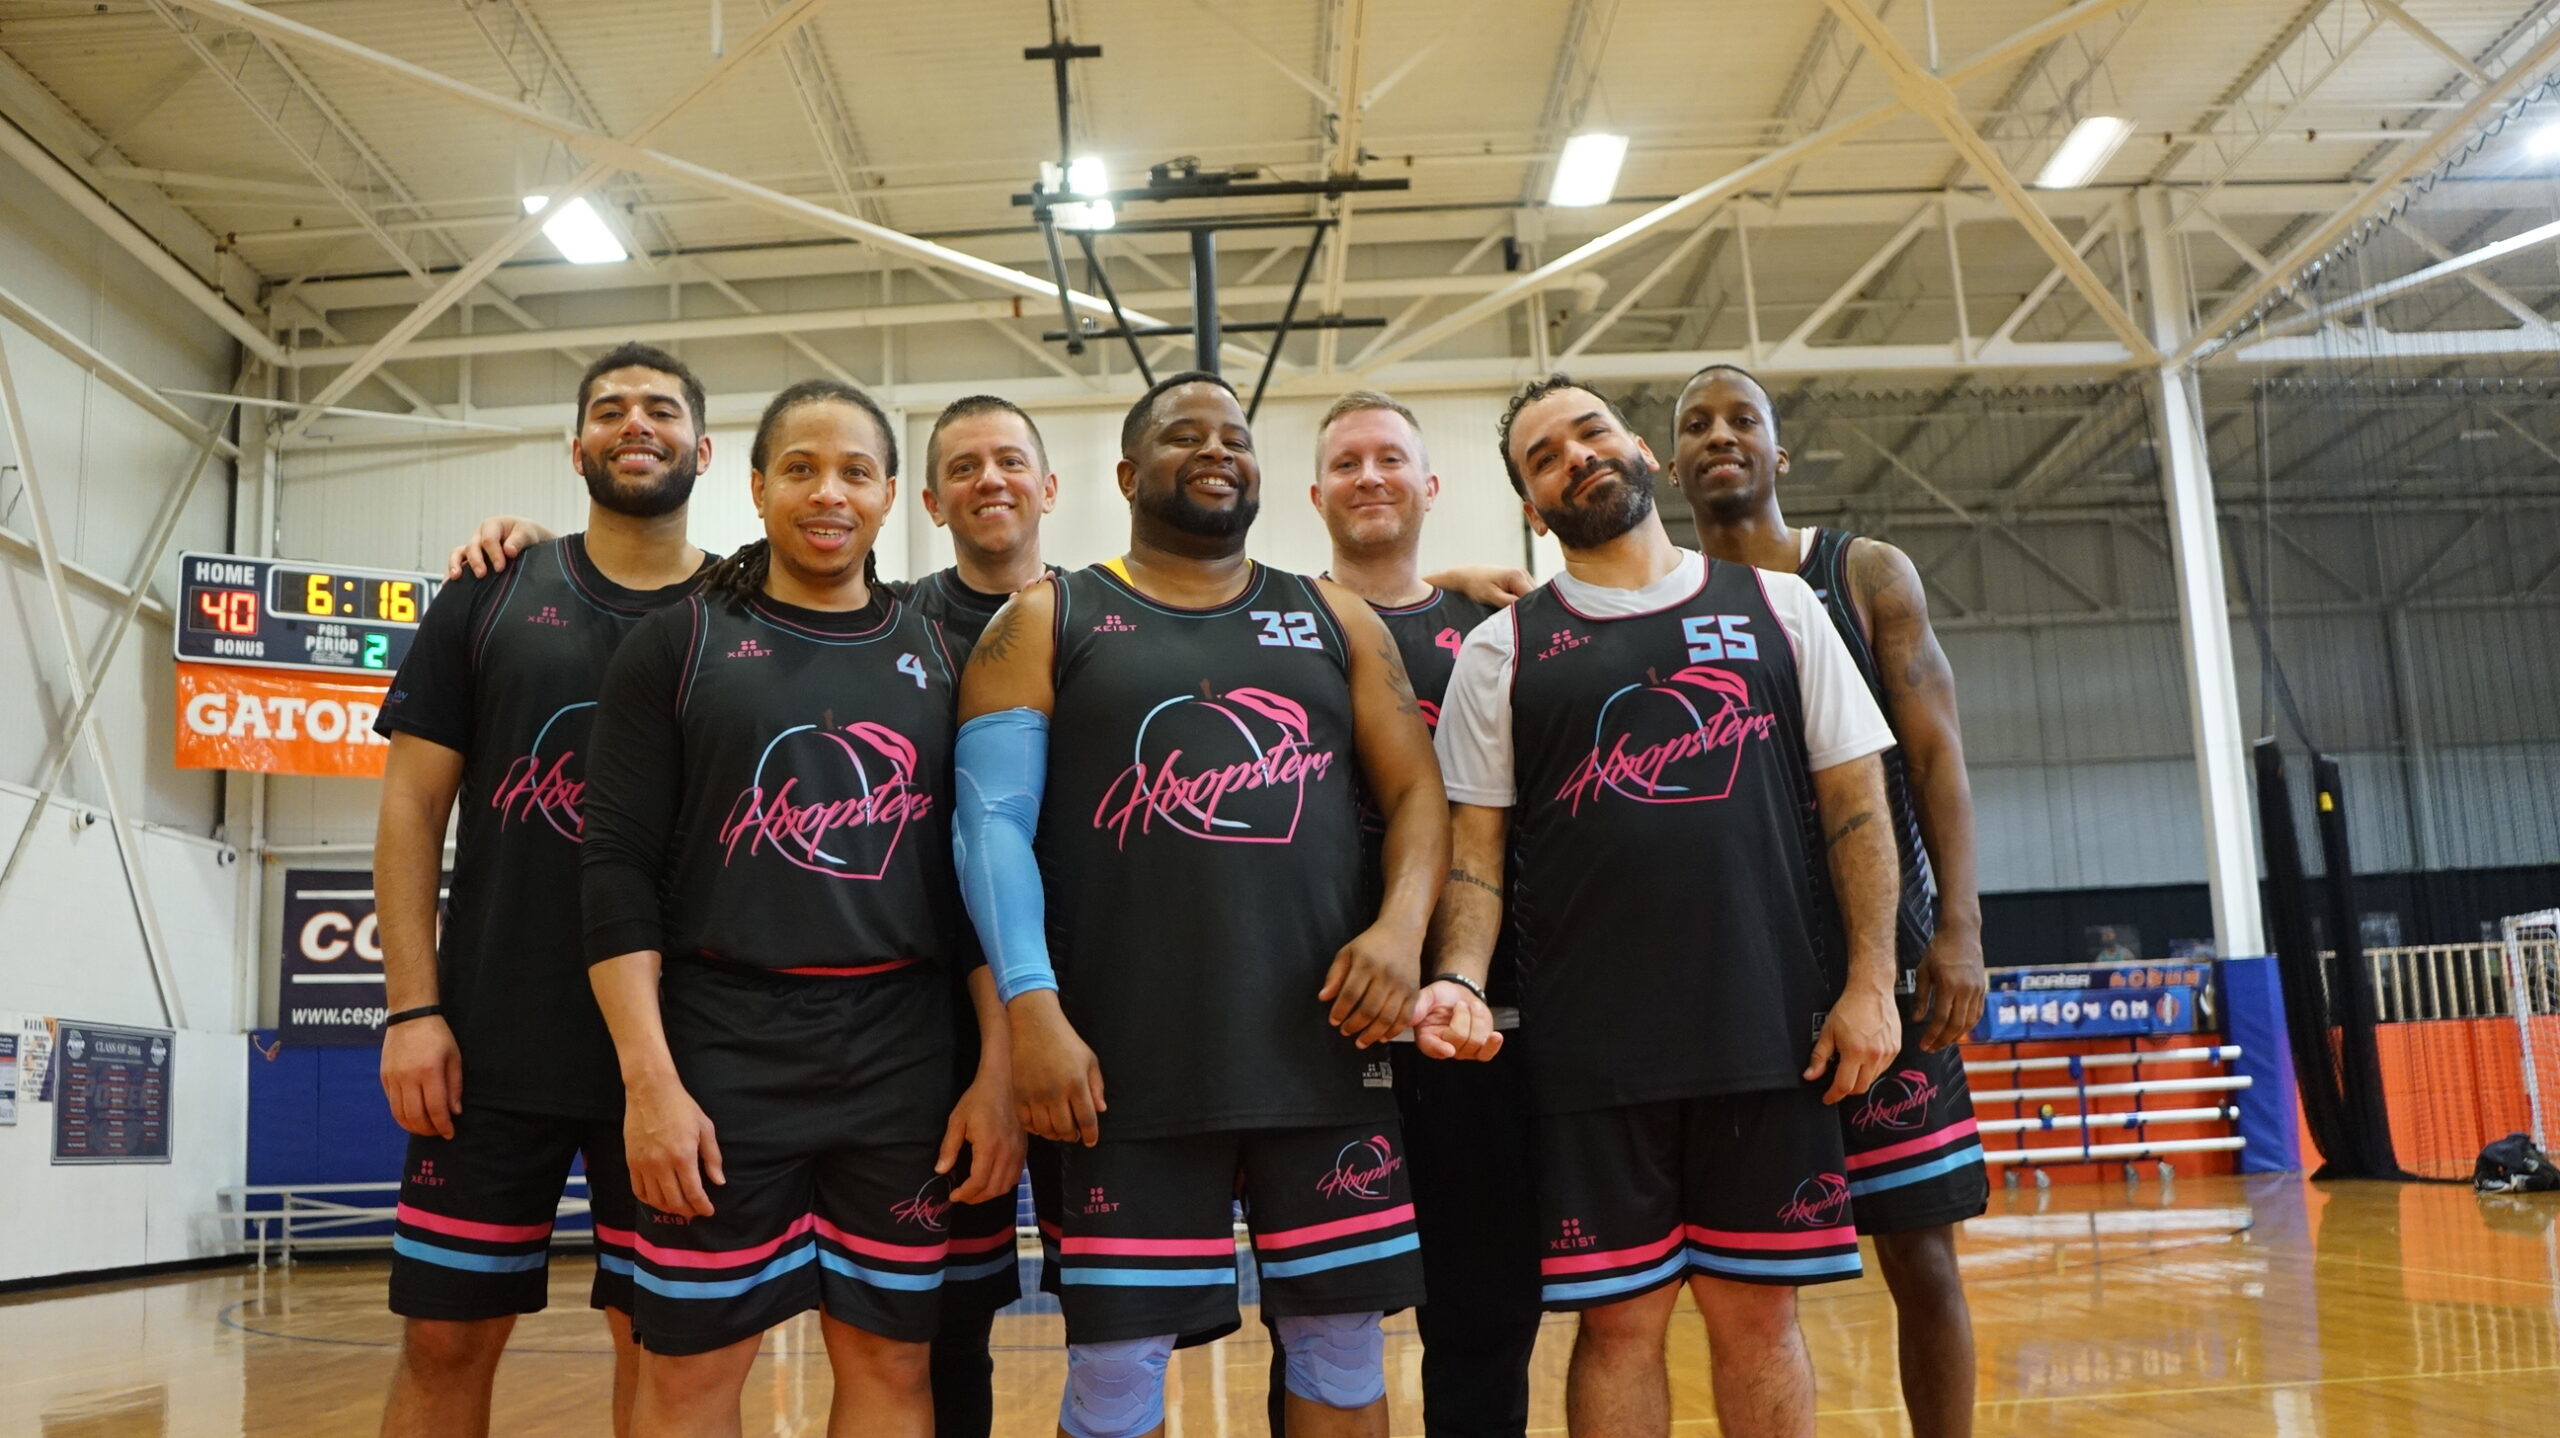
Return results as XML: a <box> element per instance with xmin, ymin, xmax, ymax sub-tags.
<box><xmin>373</xmin><ymin>568</ymin><xmax>492</xmax><ymax>751</ymax></box>
<box><xmin>581</xmin><ymin>602</ymin><xmax>691</xmax><ymax>965</ymax></box>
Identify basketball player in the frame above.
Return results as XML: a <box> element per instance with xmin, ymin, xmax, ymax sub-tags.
<box><xmin>437</xmin><ymin>395</ymin><xmax>1060</xmax><ymax>1438</ymax></box>
<box><xmin>1671</xmin><ymin>365</ymin><xmax>1988</xmax><ymax>1438</ymax></box>
<box><xmin>371</xmin><ymin>342</ymin><xmax>713</xmax><ymax>1438</ymax></box>
<box><xmin>581</xmin><ymin>380</ymin><xmax>1013</xmax><ymax>1436</ymax></box>
<box><xmin>1432</xmin><ymin>376</ymin><xmax>1902</xmax><ymax>1438</ymax></box>
<box><xmin>951</xmin><ymin>372</ymin><xmax>1482</xmax><ymax>1438</ymax></box>
<box><xmin>1264</xmin><ymin>389</ymin><xmax>1539</xmax><ymax>1438</ymax></box>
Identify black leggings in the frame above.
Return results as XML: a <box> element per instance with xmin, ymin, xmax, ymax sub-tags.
<box><xmin>930</xmin><ymin>1306</ymin><xmax>997</xmax><ymax>1438</ymax></box>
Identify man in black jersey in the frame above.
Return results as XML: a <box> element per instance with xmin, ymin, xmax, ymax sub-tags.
<box><xmin>952</xmin><ymin>372</ymin><xmax>1472</xmax><ymax>1438</ymax></box>
<box><xmin>583</xmin><ymin>380</ymin><xmax>1010</xmax><ymax>1437</ymax></box>
<box><xmin>1671</xmin><ymin>365</ymin><xmax>1988</xmax><ymax>1438</ymax></box>
<box><xmin>1433</xmin><ymin>376</ymin><xmax>1904</xmax><ymax>1438</ymax></box>
<box><xmin>1267</xmin><ymin>389</ymin><xmax>1537</xmax><ymax>1438</ymax></box>
<box><xmin>371</xmin><ymin>342</ymin><xmax>715</xmax><ymax>1438</ymax></box>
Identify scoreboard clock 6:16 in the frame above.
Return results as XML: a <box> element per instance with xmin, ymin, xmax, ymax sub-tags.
<box><xmin>175</xmin><ymin>552</ymin><xmax>441</xmax><ymax>674</ymax></box>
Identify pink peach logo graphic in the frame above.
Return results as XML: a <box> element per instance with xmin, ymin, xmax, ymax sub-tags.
<box><xmin>891</xmin><ymin>1179</ymin><xmax>951</xmax><ymax>1233</ymax></box>
<box><xmin>491</xmin><ymin>701</ymin><xmax>592</xmax><ymax>842</ymax></box>
<box><xmin>1850</xmin><ymin>1068</ymin><xmax>1941</xmax><ymax>1133</ymax></box>
<box><xmin>1317</xmin><ymin>1134</ymin><xmax>1404</xmax><ymax>1201</ymax></box>
<box><xmin>718</xmin><ymin>720</ymin><xmax>932</xmax><ymax>878</ymax></box>
<box><xmin>1775</xmin><ymin>1173</ymin><xmax>1851</xmax><ymax>1228</ymax></box>
<box><xmin>1554</xmin><ymin>664</ymin><xmax>1776</xmax><ymax>813</ymax></box>
<box><xmin>1093</xmin><ymin>686</ymin><xmax>1336</xmax><ymax>846</ymax></box>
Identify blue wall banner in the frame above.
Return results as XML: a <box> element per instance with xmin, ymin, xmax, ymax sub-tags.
<box><xmin>279</xmin><ymin>868</ymin><xmax>447</xmax><ymax>1044</ymax></box>
<box><xmin>1977</xmin><ymin>987</ymin><xmax>2205</xmax><ymax>1042</ymax></box>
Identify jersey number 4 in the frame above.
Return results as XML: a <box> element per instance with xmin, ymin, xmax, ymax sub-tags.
<box><xmin>896</xmin><ymin>652</ymin><xmax>928</xmax><ymax>688</ymax></box>
<box><xmin>1681</xmin><ymin>614</ymin><xmax>1758</xmax><ymax>662</ymax></box>
<box><xmin>1251</xmin><ymin>610</ymin><xmax>1323</xmax><ymax>649</ymax></box>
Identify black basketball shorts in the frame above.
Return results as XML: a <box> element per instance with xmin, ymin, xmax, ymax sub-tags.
<box><xmin>389</xmin><ymin>1103</ymin><xmax>635</xmax><ymax>1322</ymax></box>
<box><xmin>1840</xmin><ymin>1024</ymin><xmax>1988</xmax><ymax>1234</ymax></box>
<box><xmin>1051</xmin><ymin>1121</ymin><xmax>1428</xmax><ymax>1346</ymax></box>
<box><xmin>1533</xmin><ymin>1084</ymin><xmax>1861</xmax><ymax>1309</ymax></box>
<box><xmin>628</xmin><ymin>961</ymin><xmax>956</xmax><ymax>1357</ymax></box>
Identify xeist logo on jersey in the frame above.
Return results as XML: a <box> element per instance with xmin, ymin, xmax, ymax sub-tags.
<box><xmin>1553</xmin><ymin>615</ymin><xmax>1774</xmax><ymax>814</ymax></box>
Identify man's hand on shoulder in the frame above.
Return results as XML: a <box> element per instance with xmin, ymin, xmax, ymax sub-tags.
<box><xmin>447</xmin><ymin>515</ymin><xmax>554</xmax><ymax>580</ymax></box>
<box><xmin>1426</xmin><ymin>565</ymin><xmax>1535</xmax><ymax>609</ymax></box>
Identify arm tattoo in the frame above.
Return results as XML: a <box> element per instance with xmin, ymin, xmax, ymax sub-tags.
<box><xmin>1375</xmin><ymin>636</ymin><xmax>1423</xmax><ymax>718</ymax></box>
<box><xmin>1825</xmin><ymin>809</ymin><xmax>1876</xmax><ymax>849</ymax></box>
<box><xmin>1446</xmin><ymin>868</ymin><xmax>1502</xmax><ymax>898</ymax></box>
<box><xmin>972</xmin><ymin>603</ymin><xmax>1024</xmax><ymax>666</ymax></box>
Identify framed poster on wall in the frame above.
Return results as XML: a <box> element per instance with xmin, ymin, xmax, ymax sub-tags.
<box><xmin>50</xmin><ymin>1021</ymin><xmax>173</xmax><ymax>1164</ymax></box>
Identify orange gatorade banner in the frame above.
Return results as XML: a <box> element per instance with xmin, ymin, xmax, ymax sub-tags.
<box><xmin>175</xmin><ymin>662</ymin><xmax>392</xmax><ymax>777</ymax></box>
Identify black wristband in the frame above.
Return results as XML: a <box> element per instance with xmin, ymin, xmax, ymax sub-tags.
<box><xmin>384</xmin><ymin>1004</ymin><xmax>443</xmax><ymax>1028</ymax></box>
<box><xmin>1429</xmin><ymin>972</ymin><xmax>1488</xmax><ymax>1005</ymax></box>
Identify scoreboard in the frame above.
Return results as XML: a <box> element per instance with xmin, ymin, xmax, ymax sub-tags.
<box><xmin>174</xmin><ymin>552</ymin><xmax>440</xmax><ymax>674</ymax></box>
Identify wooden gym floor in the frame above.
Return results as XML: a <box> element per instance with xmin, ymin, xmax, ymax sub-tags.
<box><xmin>5</xmin><ymin>1174</ymin><xmax>2556</xmax><ymax>1435</ymax></box>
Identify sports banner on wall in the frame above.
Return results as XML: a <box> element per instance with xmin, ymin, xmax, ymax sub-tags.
<box><xmin>1973</xmin><ymin>961</ymin><xmax>2217</xmax><ymax>1042</ymax></box>
<box><xmin>50</xmin><ymin>1021</ymin><xmax>173</xmax><ymax>1164</ymax></box>
<box><xmin>279</xmin><ymin>869</ymin><xmax>446</xmax><ymax>1044</ymax></box>
<box><xmin>175</xmin><ymin>662</ymin><xmax>392</xmax><ymax>777</ymax></box>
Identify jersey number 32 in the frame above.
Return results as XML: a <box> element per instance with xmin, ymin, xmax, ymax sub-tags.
<box><xmin>1251</xmin><ymin>610</ymin><xmax>1323</xmax><ymax>649</ymax></box>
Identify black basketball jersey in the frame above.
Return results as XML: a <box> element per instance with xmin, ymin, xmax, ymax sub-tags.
<box><xmin>374</xmin><ymin>535</ymin><xmax>713</xmax><ymax>1121</ymax></box>
<box><xmin>580</xmin><ymin>587</ymin><xmax>971</xmax><ymax>980</ymax></box>
<box><xmin>1366</xmin><ymin>586</ymin><xmax>1516</xmax><ymax>1006</ymax></box>
<box><xmin>1037</xmin><ymin>562</ymin><xmax>1385</xmax><ymax>1139</ymax></box>
<box><xmin>902</xmin><ymin>563</ymin><xmax>1065</xmax><ymax>658</ymax></box>
<box><xmin>1506</xmin><ymin>558</ymin><xmax>1835</xmax><ymax>1113</ymax></box>
<box><xmin>1798</xmin><ymin>527</ymin><xmax>1937</xmax><ymax>972</ymax></box>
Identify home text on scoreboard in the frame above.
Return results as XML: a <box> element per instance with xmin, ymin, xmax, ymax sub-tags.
<box><xmin>174</xmin><ymin>552</ymin><xmax>441</xmax><ymax>674</ymax></box>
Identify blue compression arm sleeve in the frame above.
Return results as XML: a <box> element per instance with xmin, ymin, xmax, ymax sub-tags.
<box><xmin>954</xmin><ymin>707</ymin><xmax>1057</xmax><ymax>1003</ymax></box>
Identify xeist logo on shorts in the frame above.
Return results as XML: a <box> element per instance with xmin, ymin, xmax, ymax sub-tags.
<box><xmin>1094</xmin><ymin>685</ymin><xmax>1337</xmax><ymax>847</ymax></box>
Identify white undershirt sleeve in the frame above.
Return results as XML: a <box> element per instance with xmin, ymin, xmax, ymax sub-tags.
<box><xmin>1757</xmin><ymin>569</ymin><xmax>1897</xmax><ymax>771</ymax></box>
<box><xmin>1432</xmin><ymin>609</ymin><xmax>1520</xmax><ymax>808</ymax></box>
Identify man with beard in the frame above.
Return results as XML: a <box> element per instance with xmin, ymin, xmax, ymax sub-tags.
<box><xmin>951</xmin><ymin>372</ymin><xmax>1477</xmax><ymax>1438</ymax></box>
<box><xmin>1670</xmin><ymin>365</ymin><xmax>1987</xmax><ymax>1438</ymax></box>
<box><xmin>1430</xmin><ymin>375</ymin><xmax>1901</xmax><ymax>1438</ymax></box>
<box><xmin>1260</xmin><ymin>389</ymin><xmax>1533</xmax><ymax>1438</ymax></box>
<box><xmin>371</xmin><ymin>342</ymin><xmax>715</xmax><ymax>1438</ymax></box>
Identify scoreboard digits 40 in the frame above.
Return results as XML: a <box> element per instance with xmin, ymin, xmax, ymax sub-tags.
<box><xmin>176</xmin><ymin>552</ymin><xmax>440</xmax><ymax>674</ymax></box>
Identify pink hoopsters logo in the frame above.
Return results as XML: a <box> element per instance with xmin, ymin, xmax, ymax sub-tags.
<box><xmin>718</xmin><ymin>721</ymin><xmax>933</xmax><ymax>879</ymax></box>
<box><xmin>1554</xmin><ymin>665</ymin><xmax>1777</xmax><ymax>814</ymax></box>
<box><xmin>1851</xmin><ymin>1068</ymin><xmax>1941</xmax><ymax>1132</ymax></box>
<box><xmin>891</xmin><ymin>1180</ymin><xmax>951</xmax><ymax>1233</ymax></box>
<box><xmin>491</xmin><ymin>701</ymin><xmax>591</xmax><ymax>841</ymax></box>
<box><xmin>1317</xmin><ymin>1134</ymin><xmax>1404</xmax><ymax>1201</ymax></box>
<box><xmin>1093</xmin><ymin>686</ymin><xmax>1337</xmax><ymax>847</ymax></box>
<box><xmin>1776</xmin><ymin>1173</ymin><xmax>1851</xmax><ymax>1229</ymax></box>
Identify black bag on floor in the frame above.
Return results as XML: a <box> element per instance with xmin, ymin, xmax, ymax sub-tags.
<box><xmin>2475</xmin><ymin>1133</ymin><xmax>2560</xmax><ymax>1193</ymax></box>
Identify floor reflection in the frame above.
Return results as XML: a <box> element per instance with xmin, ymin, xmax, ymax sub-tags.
<box><xmin>0</xmin><ymin>1174</ymin><xmax>2551</xmax><ymax>1434</ymax></box>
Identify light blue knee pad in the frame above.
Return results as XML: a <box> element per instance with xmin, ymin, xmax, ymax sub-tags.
<box><xmin>1275</xmin><ymin>1311</ymin><xmax>1386</xmax><ymax>1409</ymax></box>
<box><xmin>1060</xmin><ymin>1334</ymin><xmax>1175</xmax><ymax>1438</ymax></box>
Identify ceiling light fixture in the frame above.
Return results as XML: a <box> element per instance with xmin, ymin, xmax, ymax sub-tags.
<box><xmin>1548</xmin><ymin>132</ymin><xmax>1629</xmax><ymax>208</ymax></box>
<box><xmin>521</xmin><ymin>195</ymin><xmax>628</xmax><ymax>265</ymax></box>
<box><xmin>1066</xmin><ymin>155</ymin><xmax>1109</xmax><ymax>197</ymax></box>
<box><xmin>2529</xmin><ymin>120</ymin><xmax>2560</xmax><ymax>159</ymax></box>
<box><xmin>2033</xmin><ymin>116</ymin><xmax>2135</xmax><ymax>189</ymax></box>
<box><xmin>1039</xmin><ymin>160</ymin><xmax>1115</xmax><ymax>230</ymax></box>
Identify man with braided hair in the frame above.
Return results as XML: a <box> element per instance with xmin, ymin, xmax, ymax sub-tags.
<box><xmin>582</xmin><ymin>380</ymin><xmax>1013</xmax><ymax>1436</ymax></box>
